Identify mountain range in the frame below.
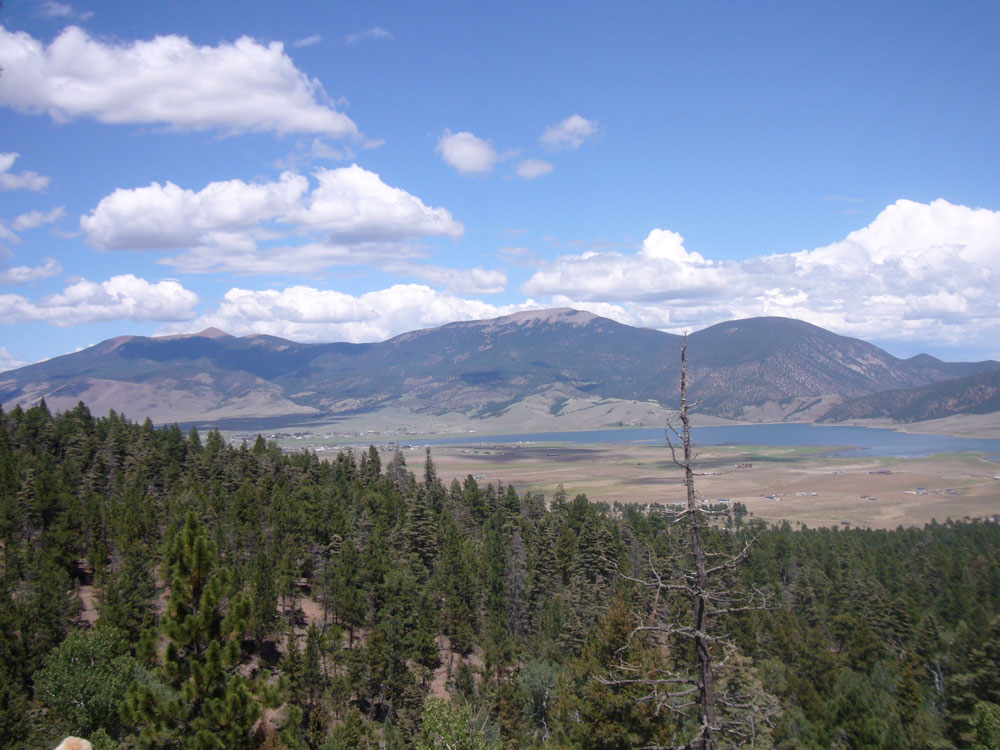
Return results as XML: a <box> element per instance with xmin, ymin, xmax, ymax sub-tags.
<box><xmin>1</xmin><ymin>309</ymin><xmax>997</xmax><ymax>429</ymax></box>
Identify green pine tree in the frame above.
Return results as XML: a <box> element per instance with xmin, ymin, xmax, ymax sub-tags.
<box><xmin>123</xmin><ymin>511</ymin><xmax>271</xmax><ymax>749</ymax></box>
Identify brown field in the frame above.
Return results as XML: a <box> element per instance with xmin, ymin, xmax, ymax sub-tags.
<box><xmin>366</xmin><ymin>442</ymin><xmax>1000</xmax><ymax>530</ymax></box>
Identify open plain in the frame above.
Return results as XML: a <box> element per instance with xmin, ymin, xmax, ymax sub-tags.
<box><xmin>368</xmin><ymin>441</ymin><xmax>1000</xmax><ymax>530</ymax></box>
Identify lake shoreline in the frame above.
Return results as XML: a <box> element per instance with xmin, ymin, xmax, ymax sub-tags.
<box><xmin>264</xmin><ymin>421</ymin><xmax>1000</xmax><ymax>463</ymax></box>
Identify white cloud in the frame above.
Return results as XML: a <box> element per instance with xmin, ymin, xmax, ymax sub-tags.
<box><xmin>0</xmin><ymin>274</ymin><xmax>198</xmax><ymax>324</ymax></box>
<box><xmin>385</xmin><ymin>263</ymin><xmax>507</xmax><ymax>295</ymax></box>
<box><xmin>498</xmin><ymin>245</ymin><xmax>538</xmax><ymax>267</ymax></box>
<box><xmin>162</xmin><ymin>240</ymin><xmax>419</xmax><ymax>275</ymax></box>
<box><xmin>0</xmin><ymin>25</ymin><xmax>358</xmax><ymax>137</ymax></box>
<box><xmin>273</xmin><ymin>139</ymin><xmax>349</xmax><ymax>171</ymax></box>
<box><xmin>522</xmin><ymin>199</ymin><xmax>1000</xmax><ymax>350</ymax></box>
<box><xmin>0</xmin><ymin>258</ymin><xmax>63</xmax><ymax>284</ymax></box>
<box><xmin>515</xmin><ymin>159</ymin><xmax>554</xmax><ymax>180</ymax></box>
<box><xmin>539</xmin><ymin>114</ymin><xmax>598</xmax><ymax>151</ymax></box>
<box><xmin>163</xmin><ymin>284</ymin><xmax>531</xmax><ymax>343</ymax></box>
<box><xmin>0</xmin><ymin>347</ymin><xmax>27</xmax><ymax>373</ymax></box>
<box><xmin>292</xmin><ymin>165</ymin><xmax>464</xmax><ymax>241</ymax></box>
<box><xmin>436</xmin><ymin>130</ymin><xmax>498</xmax><ymax>175</ymax></box>
<box><xmin>0</xmin><ymin>222</ymin><xmax>20</xmax><ymax>245</ymax></box>
<box><xmin>0</xmin><ymin>152</ymin><xmax>51</xmax><ymax>191</ymax></box>
<box><xmin>293</xmin><ymin>34</ymin><xmax>322</xmax><ymax>48</ymax></box>
<box><xmin>81</xmin><ymin>166</ymin><xmax>462</xmax><ymax>274</ymax></box>
<box><xmin>83</xmin><ymin>166</ymin><xmax>461</xmax><ymax>256</ymax></box>
<box><xmin>12</xmin><ymin>206</ymin><xmax>66</xmax><ymax>231</ymax></box>
<box><xmin>346</xmin><ymin>27</ymin><xmax>393</xmax><ymax>45</ymax></box>
<box><xmin>41</xmin><ymin>2</ymin><xmax>93</xmax><ymax>20</ymax></box>
<box><xmin>309</xmin><ymin>139</ymin><xmax>344</xmax><ymax>160</ymax></box>
<box><xmin>640</xmin><ymin>228</ymin><xmax>708</xmax><ymax>264</ymax></box>
<box><xmin>82</xmin><ymin>172</ymin><xmax>309</xmax><ymax>250</ymax></box>
<box><xmin>523</xmin><ymin>228</ymin><xmax>720</xmax><ymax>303</ymax></box>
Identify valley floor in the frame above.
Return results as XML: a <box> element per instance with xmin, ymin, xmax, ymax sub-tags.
<box><xmin>380</xmin><ymin>442</ymin><xmax>1000</xmax><ymax>530</ymax></box>
<box><xmin>219</xmin><ymin>403</ymin><xmax>1000</xmax><ymax>529</ymax></box>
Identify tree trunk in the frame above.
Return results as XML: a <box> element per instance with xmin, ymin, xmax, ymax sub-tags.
<box><xmin>679</xmin><ymin>338</ymin><xmax>718</xmax><ymax>750</ymax></box>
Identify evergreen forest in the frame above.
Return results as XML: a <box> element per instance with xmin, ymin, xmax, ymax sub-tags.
<box><xmin>2</xmin><ymin>399</ymin><xmax>1000</xmax><ymax>749</ymax></box>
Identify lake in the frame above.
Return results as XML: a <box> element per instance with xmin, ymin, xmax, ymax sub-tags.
<box><xmin>409</xmin><ymin>423</ymin><xmax>1000</xmax><ymax>459</ymax></box>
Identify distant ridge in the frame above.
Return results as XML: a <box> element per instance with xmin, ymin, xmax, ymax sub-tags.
<box><xmin>822</xmin><ymin>368</ymin><xmax>1000</xmax><ymax>423</ymax></box>
<box><xmin>1</xmin><ymin>310</ymin><xmax>997</xmax><ymax>426</ymax></box>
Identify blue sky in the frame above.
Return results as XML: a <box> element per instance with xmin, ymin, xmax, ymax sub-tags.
<box><xmin>1</xmin><ymin>0</ymin><xmax>999</xmax><ymax>370</ymax></box>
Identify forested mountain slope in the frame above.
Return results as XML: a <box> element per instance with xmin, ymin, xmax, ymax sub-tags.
<box><xmin>2</xmin><ymin>310</ymin><xmax>996</xmax><ymax>425</ymax></box>
<box><xmin>3</xmin><ymin>400</ymin><xmax>1000</xmax><ymax>748</ymax></box>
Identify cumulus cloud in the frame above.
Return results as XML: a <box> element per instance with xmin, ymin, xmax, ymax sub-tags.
<box><xmin>0</xmin><ymin>258</ymin><xmax>63</xmax><ymax>284</ymax></box>
<box><xmin>12</xmin><ymin>206</ymin><xmax>66</xmax><ymax>231</ymax></box>
<box><xmin>162</xmin><ymin>284</ymin><xmax>531</xmax><ymax>343</ymax></box>
<box><xmin>346</xmin><ymin>27</ymin><xmax>393</xmax><ymax>45</ymax></box>
<box><xmin>0</xmin><ymin>153</ymin><xmax>51</xmax><ymax>191</ymax></box>
<box><xmin>539</xmin><ymin>114</ymin><xmax>598</xmax><ymax>151</ymax></box>
<box><xmin>292</xmin><ymin>165</ymin><xmax>464</xmax><ymax>241</ymax></box>
<box><xmin>0</xmin><ymin>25</ymin><xmax>358</xmax><ymax>137</ymax></box>
<box><xmin>436</xmin><ymin>130</ymin><xmax>498</xmax><ymax>175</ymax></box>
<box><xmin>524</xmin><ymin>227</ymin><xmax>720</xmax><ymax>303</ymax></box>
<box><xmin>522</xmin><ymin>199</ymin><xmax>1000</xmax><ymax>349</ymax></box>
<box><xmin>82</xmin><ymin>172</ymin><xmax>309</xmax><ymax>250</ymax></box>
<box><xmin>81</xmin><ymin>165</ymin><xmax>462</xmax><ymax>273</ymax></box>
<box><xmin>0</xmin><ymin>274</ymin><xmax>198</xmax><ymax>324</ymax></box>
<box><xmin>515</xmin><ymin>158</ymin><xmax>554</xmax><ymax>180</ymax></box>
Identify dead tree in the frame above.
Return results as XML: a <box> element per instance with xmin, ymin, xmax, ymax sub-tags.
<box><xmin>603</xmin><ymin>335</ymin><xmax>776</xmax><ymax>750</ymax></box>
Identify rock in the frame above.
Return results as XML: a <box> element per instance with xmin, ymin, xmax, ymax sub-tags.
<box><xmin>54</xmin><ymin>738</ymin><xmax>92</xmax><ymax>750</ymax></box>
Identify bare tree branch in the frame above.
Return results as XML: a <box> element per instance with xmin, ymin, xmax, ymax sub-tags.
<box><xmin>600</xmin><ymin>335</ymin><xmax>777</xmax><ymax>749</ymax></box>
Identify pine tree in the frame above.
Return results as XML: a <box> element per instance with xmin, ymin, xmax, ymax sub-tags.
<box><xmin>462</xmin><ymin>474</ymin><xmax>486</xmax><ymax>522</ymax></box>
<box><xmin>123</xmin><ymin>511</ymin><xmax>270</xmax><ymax>750</ymax></box>
<box><xmin>99</xmin><ymin>541</ymin><xmax>157</xmax><ymax>643</ymax></box>
<box><xmin>360</xmin><ymin>445</ymin><xmax>382</xmax><ymax>485</ymax></box>
<box><xmin>438</xmin><ymin>518</ymin><xmax>478</xmax><ymax>655</ymax></box>
<box><xmin>551</xmin><ymin>597</ymin><xmax>673</xmax><ymax>749</ymax></box>
<box><xmin>505</xmin><ymin>526</ymin><xmax>530</xmax><ymax>641</ymax></box>
<box><xmin>423</xmin><ymin>447</ymin><xmax>438</xmax><ymax>486</ymax></box>
<box><xmin>387</xmin><ymin>442</ymin><xmax>408</xmax><ymax>491</ymax></box>
<box><xmin>405</xmin><ymin>487</ymin><xmax>438</xmax><ymax>573</ymax></box>
<box><xmin>18</xmin><ymin>545</ymin><xmax>80</xmax><ymax>678</ymax></box>
<box><xmin>554</xmin><ymin>521</ymin><xmax>577</xmax><ymax>584</ymax></box>
<box><xmin>247</xmin><ymin>550</ymin><xmax>280</xmax><ymax>645</ymax></box>
<box><xmin>328</xmin><ymin>538</ymin><xmax>365</xmax><ymax>645</ymax></box>
<box><xmin>0</xmin><ymin>666</ymin><xmax>39</xmax><ymax>750</ymax></box>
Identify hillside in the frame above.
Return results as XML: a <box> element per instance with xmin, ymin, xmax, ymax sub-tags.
<box><xmin>821</xmin><ymin>368</ymin><xmax>1000</xmax><ymax>423</ymax></box>
<box><xmin>1</xmin><ymin>309</ymin><xmax>997</xmax><ymax>427</ymax></box>
<box><xmin>3</xmin><ymin>402</ymin><xmax>1000</xmax><ymax>749</ymax></box>
<box><xmin>682</xmin><ymin>317</ymin><xmax>996</xmax><ymax>418</ymax></box>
